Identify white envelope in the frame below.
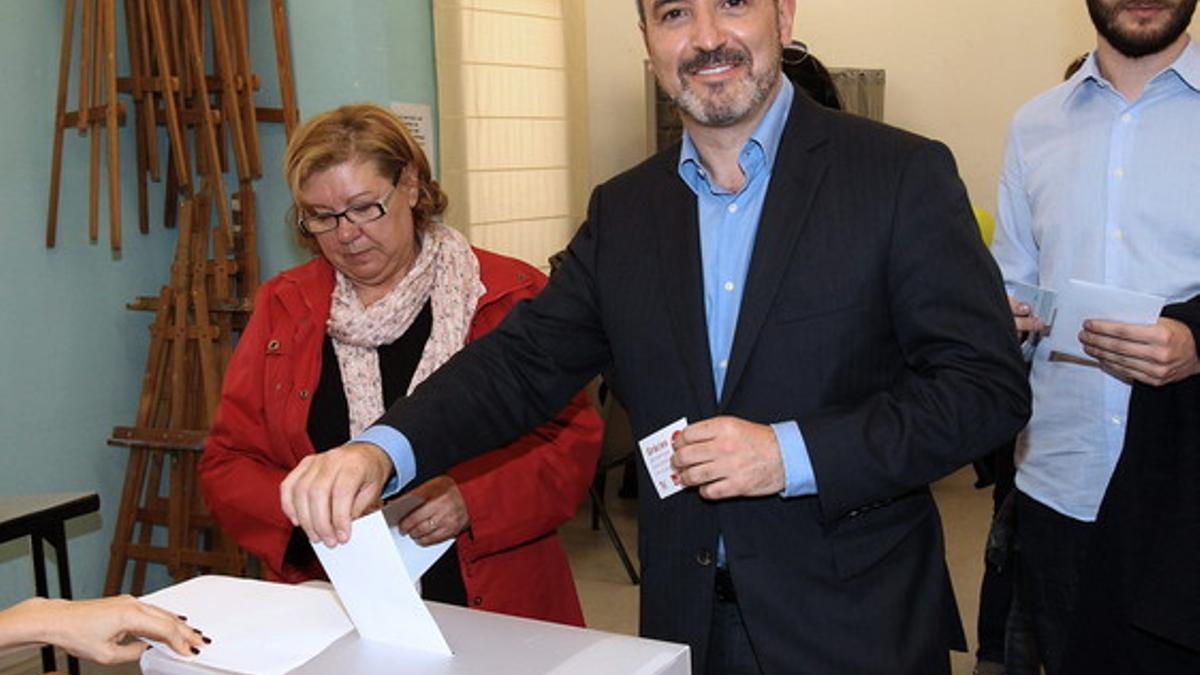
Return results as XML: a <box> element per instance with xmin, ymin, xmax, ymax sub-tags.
<box><xmin>140</xmin><ymin>575</ymin><xmax>353</xmax><ymax>675</ymax></box>
<box><xmin>1045</xmin><ymin>279</ymin><xmax>1165</xmax><ymax>360</ymax></box>
<box><xmin>312</xmin><ymin>497</ymin><xmax>455</xmax><ymax>656</ymax></box>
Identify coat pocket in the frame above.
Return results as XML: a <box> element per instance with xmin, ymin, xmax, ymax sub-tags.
<box><xmin>829</xmin><ymin>491</ymin><xmax>934</xmax><ymax>580</ymax></box>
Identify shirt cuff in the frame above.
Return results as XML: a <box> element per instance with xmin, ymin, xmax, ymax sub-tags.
<box><xmin>772</xmin><ymin>421</ymin><xmax>817</xmax><ymax>497</ymax></box>
<box><xmin>353</xmin><ymin>425</ymin><xmax>416</xmax><ymax>498</ymax></box>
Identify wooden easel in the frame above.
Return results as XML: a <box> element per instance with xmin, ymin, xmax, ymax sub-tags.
<box><xmin>40</xmin><ymin>0</ymin><xmax>299</xmax><ymax>595</ymax></box>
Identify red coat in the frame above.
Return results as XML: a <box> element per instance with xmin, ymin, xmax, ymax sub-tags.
<box><xmin>199</xmin><ymin>249</ymin><xmax>602</xmax><ymax>626</ymax></box>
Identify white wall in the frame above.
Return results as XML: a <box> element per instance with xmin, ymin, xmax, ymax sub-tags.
<box><xmin>585</xmin><ymin>1</ymin><xmax>1197</xmax><ymax>213</ymax></box>
<box><xmin>584</xmin><ymin>1</ymin><xmax>650</xmax><ymax>185</ymax></box>
<box><xmin>794</xmin><ymin>0</ymin><xmax>1096</xmax><ymax>213</ymax></box>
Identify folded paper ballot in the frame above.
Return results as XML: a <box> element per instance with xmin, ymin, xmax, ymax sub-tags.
<box><xmin>140</xmin><ymin>575</ymin><xmax>354</xmax><ymax>675</ymax></box>
<box><xmin>311</xmin><ymin>496</ymin><xmax>455</xmax><ymax>656</ymax></box>
<box><xmin>1044</xmin><ymin>279</ymin><xmax>1165</xmax><ymax>360</ymax></box>
<box><xmin>138</xmin><ymin>498</ymin><xmax>456</xmax><ymax>673</ymax></box>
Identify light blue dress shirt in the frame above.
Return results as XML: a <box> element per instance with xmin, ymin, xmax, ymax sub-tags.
<box><xmin>991</xmin><ymin>41</ymin><xmax>1200</xmax><ymax>522</ymax></box>
<box><xmin>362</xmin><ymin>79</ymin><xmax>817</xmax><ymax>501</ymax></box>
<box><xmin>677</xmin><ymin>77</ymin><xmax>816</xmax><ymax>499</ymax></box>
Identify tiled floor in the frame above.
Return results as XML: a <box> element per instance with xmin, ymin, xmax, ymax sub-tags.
<box><xmin>562</xmin><ymin>466</ymin><xmax>993</xmax><ymax>675</ymax></box>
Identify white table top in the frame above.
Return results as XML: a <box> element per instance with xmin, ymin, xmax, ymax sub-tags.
<box><xmin>141</xmin><ymin>601</ymin><xmax>690</xmax><ymax>675</ymax></box>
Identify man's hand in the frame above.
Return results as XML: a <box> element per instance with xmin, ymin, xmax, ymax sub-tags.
<box><xmin>1079</xmin><ymin>317</ymin><xmax>1200</xmax><ymax>386</ymax></box>
<box><xmin>1008</xmin><ymin>294</ymin><xmax>1045</xmax><ymax>336</ymax></box>
<box><xmin>670</xmin><ymin>416</ymin><xmax>785</xmax><ymax>500</ymax></box>
<box><xmin>398</xmin><ymin>476</ymin><xmax>470</xmax><ymax>546</ymax></box>
<box><xmin>280</xmin><ymin>442</ymin><xmax>395</xmax><ymax>547</ymax></box>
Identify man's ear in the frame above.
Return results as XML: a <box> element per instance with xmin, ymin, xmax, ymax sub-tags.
<box><xmin>777</xmin><ymin>0</ymin><xmax>798</xmax><ymax>47</ymax></box>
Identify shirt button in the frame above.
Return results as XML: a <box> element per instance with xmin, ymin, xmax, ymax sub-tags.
<box><xmin>1113</xmin><ymin>229</ymin><xmax>1123</xmax><ymax>240</ymax></box>
<box><xmin>1114</xmin><ymin>168</ymin><xmax>1125</xmax><ymax>178</ymax></box>
<box><xmin>1121</xmin><ymin>113</ymin><xmax>1133</xmax><ymax>123</ymax></box>
<box><xmin>728</xmin><ymin>203</ymin><xmax>739</xmax><ymax>214</ymax></box>
<box><xmin>1111</xmin><ymin>416</ymin><xmax>1122</xmax><ymax>425</ymax></box>
<box><xmin>724</xmin><ymin>281</ymin><xmax>735</xmax><ymax>292</ymax></box>
<box><xmin>719</xmin><ymin>359</ymin><xmax>728</xmax><ymax>370</ymax></box>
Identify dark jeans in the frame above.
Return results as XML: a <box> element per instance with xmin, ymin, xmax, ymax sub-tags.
<box><xmin>705</xmin><ymin>568</ymin><xmax>763</xmax><ymax>675</ymax></box>
<box><xmin>1010</xmin><ymin>490</ymin><xmax>1094</xmax><ymax>675</ymax></box>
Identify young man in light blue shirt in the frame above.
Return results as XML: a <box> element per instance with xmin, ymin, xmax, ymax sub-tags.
<box><xmin>991</xmin><ymin>1</ymin><xmax>1200</xmax><ymax>672</ymax></box>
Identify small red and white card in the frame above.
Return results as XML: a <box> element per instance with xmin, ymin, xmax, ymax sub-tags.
<box><xmin>638</xmin><ymin>417</ymin><xmax>688</xmax><ymax>499</ymax></box>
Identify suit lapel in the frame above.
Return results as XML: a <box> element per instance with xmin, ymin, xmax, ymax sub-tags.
<box><xmin>720</xmin><ymin>99</ymin><xmax>831</xmax><ymax>410</ymax></box>
<box><xmin>654</xmin><ymin>152</ymin><xmax>720</xmax><ymax>416</ymax></box>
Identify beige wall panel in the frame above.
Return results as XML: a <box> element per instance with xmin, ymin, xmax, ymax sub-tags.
<box><xmin>436</xmin><ymin>6</ymin><xmax>565</xmax><ymax>68</ymax></box>
<box><xmin>465</xmin><ymin>169</ymin><xmax>572</xmax><ymax>225</ymax></box>
<box><xmin>438</xmin><ymin>0</ymin><xmax>563</xmax><ymax>20</ymax></box>
<box><xmin>467</xmin><ymin>217</ymin><xmax>577</xmax><ymax>270</ymax></box>
<box><xmin>462</xmin><ymin>118</ymin><xmax>571</xmax><ymax>170</ymax></box>
<box><xmin>440</xmin><ymin>66</ymin><xmax>569</xmax><ymax>118</ymax></box>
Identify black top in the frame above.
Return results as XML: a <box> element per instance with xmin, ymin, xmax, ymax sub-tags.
<box><xmin>286</xmin><ymin>299</ymin><xmax>466</xmax><ymax>606</ymax></box>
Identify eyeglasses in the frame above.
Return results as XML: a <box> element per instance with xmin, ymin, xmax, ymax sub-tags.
<box><xmin>297</xmin><ymin>183</ymin><xmax>398</xmax><ymax>235</ymax></box>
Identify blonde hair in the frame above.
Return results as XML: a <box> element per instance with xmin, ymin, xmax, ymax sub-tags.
<box><xmin>282</xmin><ymin>103</ymin><xmax>448</xmax><ymax>252</ymax></box>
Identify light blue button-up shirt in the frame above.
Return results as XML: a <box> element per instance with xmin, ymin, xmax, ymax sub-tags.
<box><xmin>362</xmin><ymin>80</ymin><xmax>817</xmax><ymax>501</ymax></box>
<box><xmin>991</xmin><ymin>40</ymin><xmax>1200</xmax><ymax>521</ymax></box>
<box><xmin>678</xmin><ymin>77</ymin><xmax>815</xmax><ymax>499</ymax></box>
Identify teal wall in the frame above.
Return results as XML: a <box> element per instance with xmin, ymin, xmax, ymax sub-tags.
<box><xmin>0</xmin><ymin>0</ymin><xmax>437</xmax><ymax>609</ymax></box>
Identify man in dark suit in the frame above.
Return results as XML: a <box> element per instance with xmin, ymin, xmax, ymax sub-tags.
<box><xmin>280</xmin><ymin>1</ymin><xmax>1030</xmax><ymax>673</ymax></box>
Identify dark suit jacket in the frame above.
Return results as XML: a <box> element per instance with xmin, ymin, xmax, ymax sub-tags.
<box><xmin>382</xmin><ymin>95</ymin><xmax>1031</xmax><ymax>674</ymax></box>
<box><xmin>1063</xmin><ymin>297</ymin><xmax>1200</xmax><ymax>675</ymax></box>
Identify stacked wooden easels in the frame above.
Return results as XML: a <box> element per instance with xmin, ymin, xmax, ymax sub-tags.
<box><xmin>40</xmin><ymin>0</ymin><xmax>299</xmax><ymax>595</ymax></box>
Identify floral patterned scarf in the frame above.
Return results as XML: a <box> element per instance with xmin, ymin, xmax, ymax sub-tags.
<box><xmin>326</xmin><ymin>224</ymin><xmax>485</xmax><ymax>437</ymax></box>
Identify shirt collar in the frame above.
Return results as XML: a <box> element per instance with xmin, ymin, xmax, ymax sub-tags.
<box><xmin>678</xmin><ymin>77</ymin><xmax>795</xmax><ymax>195</ymax></box>
<box><xmin>1066</xmin><ymin>37</ymin><xmax>1200</xmax><ymax>105</ymax></box>
<box><xmin>1173</xmin><ymin>37</ymin><xmax>1200</xmax><ymax>92</ymax></box>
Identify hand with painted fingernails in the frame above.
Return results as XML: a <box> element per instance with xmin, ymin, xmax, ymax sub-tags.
<box><xmin>0</xmin><ymin>595</ymin><xmax>208</xmax><ymax>665</ymax></box>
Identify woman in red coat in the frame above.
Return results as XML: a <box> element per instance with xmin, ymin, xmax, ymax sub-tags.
<box><xmin>199</xmin><ymin>104</ymin><xmax>602</xmax><ymax>626</ymax></box>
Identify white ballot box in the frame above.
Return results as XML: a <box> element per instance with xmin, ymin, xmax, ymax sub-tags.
<box><xmin>141</xmin><ymin>600</ymin><xmax>690</xmax><ymax>675</ymax></box>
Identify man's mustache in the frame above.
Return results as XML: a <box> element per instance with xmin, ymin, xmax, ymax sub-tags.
<box><xmin>679</xmin><ymin>47</ymin><xmax>749</xmax><ymax>76</ymax></box>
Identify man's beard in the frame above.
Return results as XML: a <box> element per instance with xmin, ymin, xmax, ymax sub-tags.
<box><xmin>1087</xmin><ymin>0</ymin><xmax>1197</xmax><ymax>58</ymax></box>
<box><xmin>670</xmin><ymin>44</ymin><xmax>781</xmax><ymax>127</ymax></box>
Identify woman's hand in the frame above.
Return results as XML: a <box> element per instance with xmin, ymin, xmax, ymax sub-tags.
<box><xmin>1</xmin><ymin>596</ymin><xmax>206</xmax><ymax>665</ymax></box>
<box><xmin>398</xmin><ymin>475</ymin><xmax>470</xmax><ymax>546</ymax></box>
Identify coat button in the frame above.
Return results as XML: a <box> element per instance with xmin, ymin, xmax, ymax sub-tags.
<box><xmin>472</xmin><ymin>596</ymin><xmax>483</xmax><ymax>606</ymax></box>
<box><xmin>267</xmin><ymin>339</ymin><xmax>280</xmax><ymax>351</ymax></box>
<box><xmin>695</xmin><ymin>548</ymin><xmax>713</xmax><ymax>566</ymax></box>
<box><xmin>299</xmin><ymin>389</ymin><xmax>310</xmax><ymax>400</ymax></box>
